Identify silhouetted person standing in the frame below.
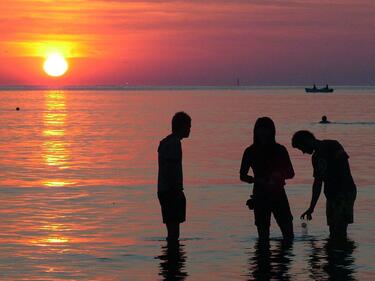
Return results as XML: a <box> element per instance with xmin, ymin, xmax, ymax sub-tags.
<box><xmin>292</xmin><ymin>131</ymin><xmax>357</xmax><ymax>240</ymax></box>
<box><xmin>158</xmin><ymin>112</ymin><xmax>191</xmax><ymax>241</ymax></box>
<box><xmin>240</xmin><ymin>117</ymin><xmax>295</xmax><ymax>242</ymax></box>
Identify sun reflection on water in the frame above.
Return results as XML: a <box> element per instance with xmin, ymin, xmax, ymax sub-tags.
<box><xmin>42</xmin><ymin>91</ymin><xmax>73</xmax><ymax>187</ymax></box>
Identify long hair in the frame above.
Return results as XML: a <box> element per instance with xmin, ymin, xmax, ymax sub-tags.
<box><xmin>253</xmin><ymin>117</ymin><xmax>276</xmax><ymax>146</ymax></box>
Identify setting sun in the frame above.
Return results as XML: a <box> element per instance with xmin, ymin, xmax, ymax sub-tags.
<box><xmin>43</xmin><ymin>54</ymin><xmax>69</xmax><ymax>77</ymax></box>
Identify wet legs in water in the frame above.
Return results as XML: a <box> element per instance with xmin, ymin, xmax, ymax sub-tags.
<box><xmin>257</xmin><ymin>226</ymin><xmax>270</xmax><ymax>242</ymax></box>
<box><xmin>166</xmin><ymin>222</ymin><xmax>180</xmax><ymax>241</ymax></box>
<box><xmin>257</xmin><ymin>221</ymin><xmax>294</xmax><ymax>242</ymax></box>
<box><xmin>280</xmin><ymin>221</ymin><xmax>294</xmax><ymax>241</ymax></box>
<box><xmin>329</xmin><ymin>224</ymin><xmax>348</xmax><ymax>240</ymax></box>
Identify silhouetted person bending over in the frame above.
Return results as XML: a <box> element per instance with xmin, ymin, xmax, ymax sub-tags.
<box><xmin>292</xmin><ymin>131</ymin><xmax>357</xmax><ymax>240</ymax></box>
<box><xmin>240</xmin><ymin>117</ymin><xmax>295</xmax><ymax>242</ymax></box>
<box><xmin>158</xmin><ymin>112</ymin><xmax>191</xmax><ymax>241</ymax></box>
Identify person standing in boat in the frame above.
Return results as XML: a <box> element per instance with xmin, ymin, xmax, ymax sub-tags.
<box><xmin>240</xmin><ymin>117</ymin><xmax>295</xmax><ymax>242</ymax></box>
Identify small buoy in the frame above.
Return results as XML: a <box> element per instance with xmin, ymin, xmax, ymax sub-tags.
<box><xmin>16</xmin><ymin>107</ymin><xmax>20</xmax><ymax>111</ymax></box>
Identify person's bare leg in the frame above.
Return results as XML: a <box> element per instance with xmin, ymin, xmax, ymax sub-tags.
<box><xmin>166</xmin><ymin>222</ymin><xmax>180</xmax><ymax>241</ymax></box>
<box><xmin>329</xmin><ymin>224</ymin><xmax>348</xmax><ymax>240</ymax></box>
<box><xmin>257</xmin><ymin>226</ymin><xmax>270</xmax><ymax>243</ymax></box>
<box><xmin>280</xmin><ymin>221</ymin><xmax>294</xmax><ymax>241</ymax></box>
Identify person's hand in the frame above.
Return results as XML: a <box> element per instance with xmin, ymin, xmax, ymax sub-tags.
<box><xmin>300</xmin><ymin>208</ymin><xmax>314</xmax><ymax>220</ymax></box>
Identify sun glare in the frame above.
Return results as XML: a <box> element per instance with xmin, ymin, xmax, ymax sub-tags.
<box><xmin>43</xmin><ymin>54</ymin><xmax>69</xmax><ymax>77</ymax></box>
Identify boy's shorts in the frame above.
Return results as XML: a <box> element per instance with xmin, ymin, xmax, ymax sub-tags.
<box><xmin>158</xmin><ymin>190</ymin><xmax>186</xmax><ymax>224</ymax></box>
<box><xmin>326</xmin><ymin>191</ymin><xmax>356</xmax><ymax>226</ymax></box>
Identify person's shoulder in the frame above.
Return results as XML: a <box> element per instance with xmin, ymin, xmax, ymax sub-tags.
<box><xmin>321</xmin><ymin>139</ymin><xmax>348</xmax><ymax>158</ymax></box>
<box><xmin>243</xmin><ymin>144</ymin><xmax>255</xmax><ymax>155</ymax></box>
<box><xmin>161</xmin><ymin>134</ymin><xmax>180</xmax><ymax>144</ymax></box>
<box><xmin>275</xmin><ymin>143</ymin><xmax>287</xmax><ymax>151</ymax></box>
<box><xmin>326</xmin><ymin>139</ymin><xmax>349</xmax><ymax>159</ymax></box>
<box><xmin>322</xmin><ymin>139</ymin><xmax>343</xmax><ymax>150</ymax></box>
<box><xmin>158</xmin><ymin>134</ymin><xmax>181</xmax><ymax>154</ymax></box>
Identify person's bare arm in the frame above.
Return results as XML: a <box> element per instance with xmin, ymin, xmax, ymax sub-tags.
<box><xmin>240</xmin><ymin>174</ymin><xmax>254</xmax><ymax>184</ymax></box>
<box><xmin>239</xmin><ymin>148</ymin><xmax>254</xmax><ymax>184</ymax></box>
<box><xmin>283</xmin><ymin>147</ymin><xmax>295</xmax><ymax>180</ymax></box>
<box><xmin>301</xmin><ymin>178</ymin><xmax>323</xmax><ymax>220</ymax></box>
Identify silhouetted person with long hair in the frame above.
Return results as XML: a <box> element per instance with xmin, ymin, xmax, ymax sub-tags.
<box><xmin>292</xmin><ymin>130</ymin><xmax>357</xmax><ymax>240</ymax></box>
<box><xmin>158</xmin><ymin>112</ymin><xmax>191</xmax><ymax>241</ymax></box>
<box><xmin>240</xmin><ymin>117</ymin><xmax>295</xmax><ymax>242</ymax></box>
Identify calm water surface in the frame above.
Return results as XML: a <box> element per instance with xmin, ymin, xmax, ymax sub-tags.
<box><xmin>0</xmin><ymin>88</ymin><xmax>374</xmax><ymax>280</ymax></box>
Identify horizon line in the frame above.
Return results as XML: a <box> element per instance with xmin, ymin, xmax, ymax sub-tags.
<box><xmin>0</xmin><ymin>84</ymin><xmax>375</xmax><ymax>91</ymax></box>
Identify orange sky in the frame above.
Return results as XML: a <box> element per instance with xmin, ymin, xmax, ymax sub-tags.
<box><xmin>1</xmin><ymin>0</ymin><xmax>375</xmax><ymax>86</ymax></box>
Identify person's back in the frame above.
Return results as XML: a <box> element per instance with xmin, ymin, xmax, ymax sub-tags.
<box><xmin>158</xmin><ymin>134</ymin><xmax>183</xmax><ymax>193</ymax></box>
<box><xmin>242</xmin><ymin>143</ymin><xmax>294</xmax><ymax>197</ymax></box>
<box><xmin>312</xmin><ymin>139</ymin><xmax>356</xmax><ymax>200</ymax></box>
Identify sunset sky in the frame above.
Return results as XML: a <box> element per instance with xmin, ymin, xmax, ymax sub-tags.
<box><xmin>0</xmin><ymin>0</ymin><xmax>374</xmax><ymax>86</ymax></box>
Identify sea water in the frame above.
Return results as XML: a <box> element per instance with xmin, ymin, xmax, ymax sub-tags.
<box><xmin>0</xmin><ymin>87</ymin><xmax>374</xmax><ymax>280</ymax></box>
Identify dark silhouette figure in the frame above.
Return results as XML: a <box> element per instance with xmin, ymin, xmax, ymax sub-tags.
<box><xmin>247</xmin><ymin>240</ymin><xmax>293</xmax><ymax>281</ymax></box>
<box><xmin>240</xmin><ymin>117</ymin><xmax>295</xmax><ymax>241</ymax></box>
<box><xmin>292</xmin><ymin>131</ymin><xmax>357</xmax><ymax>240</ymax></box>
<box><xmin>16</xmin><ymin>107</ymin><xmax>20</xmax><ymax>111</ymax></box>
<box><xmin>158</xmin><ymin>112</ymin><xmax>191</xmax><ymax>241</ymax></box>
<box><xmin>156</xmin><ymin>241</ymin><xmax>188</xmax><ymax>281</ymax></box>
<box><xmin>308</xmin><ymin>238</ymin><xmax>356</xmax><ymax>281</ymax></box>
<box><xmin>313</xmin><ymin>84</ymin><xmax>317</xmax><ymax>90</ymax></box>
<box><xmin>319</xmin><ymin>115</ymin><xmax>330</xmax><ymax>124</ymax></box>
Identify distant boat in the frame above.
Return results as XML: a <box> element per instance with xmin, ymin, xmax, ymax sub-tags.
<box><xmin>305</xmin><ymin>85</ymin><xmax>334</xmax><ymax>93</ymax></box>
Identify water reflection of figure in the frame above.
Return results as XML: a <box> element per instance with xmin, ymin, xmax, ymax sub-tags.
<box><xmin>156</xmin><ymin>241</ymin><xmax>188</xmax><ymax>281</ymax></box>
<box><xmin>247</xmin><ymin>240</ymin><xmax>293</xmax><ymax>281</ymax></box>
<box><xmin>309</xmin><ymin>238</ymin><xmax>356</xmax><ymax>281</ymax></box>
